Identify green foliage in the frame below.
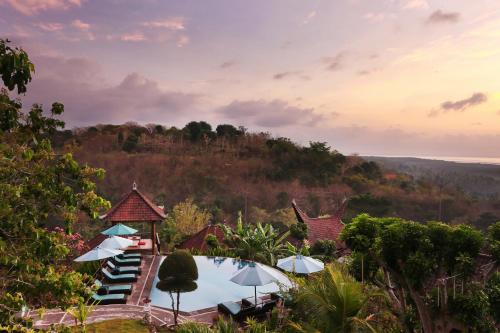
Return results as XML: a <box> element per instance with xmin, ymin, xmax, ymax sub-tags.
<box><xmin>0</xmin><ymin>39</ymin><xmax>34</xmax><ymax>94</ymax></box>
<box><xmin>347</xmin><ymin>252</ymin><xmax>379</xmax><ymax>283</ymax></box>
<box><xmin>216</xmin><ymin>124</ymin><xmax>242</xmax><ymax>139</ymax></box>
<box><xmin>205</xmin><ymin>233</ymin><xmax>219</xmax><ymax>248</ymax></box>
<box><xmin>448</xmin><ymin>283</ymin><xmax>495</xmax><ymax>332</ymax></box>
<box><xmin>265</xmin><ymin>139</ymin><xmax>345</xmax><ymax>186</ymax></box>
<box><xmin>221</xmin><ymin>215</ymin><xmax>289</xmax><ymax>265</ymax></box>
<box><xmin>487</xmin><ymin>221</ymin><xmax>500</xmax><ymax>260</ymax></box>
<box><xmin>289</xmin><ymin>223</ymin><xmax>308</xmax><ymax>241</ymax></box>
<box><xmin>292</xmin><ymin>264</ymin><xmax>378</xmax><ymax>333</ymax></box>
<box><xmin>349</xmin><ymin>161</ymin><xmax>382</xmax><ymax>180</ymax></box>
<box><xmin>158</xmin><ymin>250</ymin><xmax>198</xmax><ymax>282</ymax></box>
<box><xmin>485</xmin><ymin>272</ymin><xmax>500</xmax><ymax>322</ymax></box>
<box><xmin>183</xmin><ymin>121</ymin><xmax>214</xmax><ymax>142</ymax></box>
<box><xmin>310</xmin><ymin>240</ymin><xmax>336</xmax><ymax>258</ymax></box>
<box><xmin>0</xmin><ymin>40</ymin><xmax>110</xmax><ymax>327</ymax></box>
<box><xmin>122</xmin><ymin>133</ymin><xmax>139</xmax><ymax>152</ymax></box>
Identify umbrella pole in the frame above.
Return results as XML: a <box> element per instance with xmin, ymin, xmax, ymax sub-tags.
<box><xmin>254</xmin><ymin>286</ymin><xmax>257</xmax><ymax>306</ymax></box>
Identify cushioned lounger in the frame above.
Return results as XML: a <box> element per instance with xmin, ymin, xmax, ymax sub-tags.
<box><xmin>102</xmin><ymin>268</ymin><xmax>137</xmax><ymax>283</ymax></box>
<box><xmin>113</xmin><ymin>256</ymin><xmax>141</xmax><ymax>266</ymax></box>
<box><xmin>107</xmin><ymin>261</ymin><xmax>141</xmax><ymax>275</ymax></box>
<box><xmin>118</xmin><ymin>253</ymin><xmax>142</xmax><ymax>259</ymax></box>
<box><xmin>94</xmin><ymin>279</ymin><xmax>132</xmax><ymax>295</ymax></box>
<box><xmin>90</xmin><ymin>293</ymin><xmax>127</xmax><ymax>305</ymax></box>
<box><xmin>217</xmin><ymin>301</ymin><xmax>255</xmax><ymax>321</ymax></box>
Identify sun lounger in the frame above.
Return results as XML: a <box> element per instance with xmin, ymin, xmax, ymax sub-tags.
<box><xmin>107</xmin><ymin>261</ymin><xmax>141</xmax><ymax>275</ymax></box>
<box><xmin>113</xmin><ymin>256</ymin><xmax>141</xmax><ymax>266</ymax></box>
<box><xmin>90</xmin><ymin>293</ymin><xmax>127</xmax><ymax>305</ymax></box>
<box><xmin>217</xmin><ymin>301</ymin><xmax>256</xmax><ymax>321</ymax></box>
<box><xmin>94</xmin><ymin>279</ymin><xmax>132</xmax><ymax>295</ymax></box>
<box><xmin>102</xmin><ymin>268</ymin><xmax>137</xmax><ymax>283</ymax></box>
<box><xmin>118</xmin><ymin>253</ymin><xmax>142</xmax><ymax>259</ymax></box>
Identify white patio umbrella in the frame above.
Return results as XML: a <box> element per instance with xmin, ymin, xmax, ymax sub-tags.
<box><xmin>99</xmin><ymin>235</ymin><xmax>134</xmax><ymax>250</ymax></box>
<box><xmin>230</xmin><ymin>262</ymin><xmax>283</xmax><ymax>305</ymax></box>
<box><xmin>74</xmin><ymin>246</ymin><xmax>124</xmax><ymax>262</ymax></box>
<box><xmin>277</xmin><ymin>255</ymin><xmax>324</xmax><ymax>274</ymax></box>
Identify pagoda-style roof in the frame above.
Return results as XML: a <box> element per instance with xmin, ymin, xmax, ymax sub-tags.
<box><xmin>178</xmin><ymin>224</ymin><xmax>225</xmax><ymax>252</ymax></box>
<box><xmin>291</xmin><ymin>199</ymin><xmax>345</xmax><ymax>245</ymax></box>
<box><xmin>101</xmin><ymin>183</ymin><xmax>166</xmax><ymax>222</ymax></box>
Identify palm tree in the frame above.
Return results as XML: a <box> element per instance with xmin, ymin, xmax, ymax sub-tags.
<box><xmin>292</xmin><ymin>264</ymin><xmax>378</xmax><ymax>333</ymax></box>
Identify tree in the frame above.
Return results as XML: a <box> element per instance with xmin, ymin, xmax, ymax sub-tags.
<box><xmin>291</xmin><ymin>264</ymin><xmax>378</xmax><ymax>333</ymax></box>
<box><xmin>161</xmin><ymin>198</ymin><xmax>212</xmax><ymax>247</ymax></box>
<box><xmin>220</xmin><ymin>213</ymin><xmax>289</xmax><ymax>265</ymax></box>
<box><xmin>156</xmin><ymin>250</ymin><xmax>198</xmax><ymax>326</ymax></box>
<box><xmin>122</xmin><ymin>133</ymin><xmax>139</xmax><ymax>152</ymax></box>
<box><xmin>0</xmin><ymin>39</ymin><xmax>110</xmax><ymax>328</ymax></box>
<box><xmin>183</xmin><ymin>121</ymin><xmax>213</xmax><ymax>142</ymax></box>
<box><xmin>341</xmin><ymin>214</ymin><xmax>498</xmax><ymax>333</ymax></box>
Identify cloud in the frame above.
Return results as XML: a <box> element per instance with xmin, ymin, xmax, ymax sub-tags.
<box><xmin>322</xmin><ymin>52</ymin><xmax>345</xmax><ymax>71</ymax></box>
<box><xmin>71</xmin><ymin>19</ymin><xmax>90</xmax><ymax>31</ymax></box>
<box><xmin>20</xmin><ymin>54</ymin><xmax>201</xmax><ymax>125</ymax></box>
<box><xmin>120</xmin><ymin>32</ymin><xmax>147</xmax><ymax>42</ymax></box>
<box><xmin>302</xmin><ymin>11</ymin><xmax>316</xmax><ymax>25</ymax></box>
<box><xmin>427</xmin><ymin>10</ymin><xmax>460</xmax><ymax>24</ymax></box>
<box><xmin>142</xmin><ymin>17</ymin><xmax>186</xmax><ymax>31</ymax></box>
<box><xmin>402</xmin><ymin>0</ymin><xmax>429</xmax><ymax>10</ymax></box>
<box><xmin>273</xmin><ymin>71</ymin><xmax>310</xmax><ymax>80</ymax></box>
<box><xmin>220</xmin><ymin>61</ymin><xmax>235</xmax><ymax>69</ymax></box>
<box><xmin>176</xmin><ymin>35</ymin><xmax>189</xmax><ymax>47</ymax></box>
<box><xmin>35</xmin><ymin>22</ymin><xmax>64</xmax><ymax>32</ymax></box>
<box><xmin>1</xmin><ymin>0</ymin><xmax>82</xmax><ymax>16</ymax></box>
<box><xmin>216</xmin><ymin>99</ymin><xmax>324</xmax><ymax>128</ymax></box>
<box><xmin>363</xmin><ymin>12</ymin><xmax>395</xmax><ymax>22</ymax></box>
<box><xmin>441</xmin><ymin>92</ymin><xmax>487</xmax><ymax>111</ymax></box>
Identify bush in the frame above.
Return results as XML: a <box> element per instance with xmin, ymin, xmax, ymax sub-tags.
<box><xmin>290</xmin><ymin>223</ymin><xmax>308</xmax><ymax>241</ymax></box>
<box><xmin>158</xmin><ymin>250</ymin><xmax>198</xmax><ymax>282</ymax></box>
<box><xmin>311</xmin><ymin>239</ymin><xmax>336</xmax><ymax>257</ymax></box>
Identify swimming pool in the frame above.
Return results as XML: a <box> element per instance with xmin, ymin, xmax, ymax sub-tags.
<box><xmin>149</xmin><ymin>256</ymin><xmax>291</xmax><ymax>312</ymax></box>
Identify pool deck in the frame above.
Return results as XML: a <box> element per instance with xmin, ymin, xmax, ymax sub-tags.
<box><xmin>30</xmin><ymin>254</ymin><xmax>220</xmax><ymax>329</ymax></box>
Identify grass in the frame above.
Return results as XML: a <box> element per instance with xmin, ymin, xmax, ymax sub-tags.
<box><xmin>71</xmin><ymin>319</ymin><xmax>149</xmax><ymax>333</ymax></box>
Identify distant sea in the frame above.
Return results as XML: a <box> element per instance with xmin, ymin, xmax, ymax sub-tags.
<box><xmin>377</xmin><ymin>155</ymin><xmax>500</xmax><ymax>166</ymax></box>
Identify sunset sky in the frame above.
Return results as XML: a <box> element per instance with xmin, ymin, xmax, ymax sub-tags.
<box><xmin>1</xmin><ymin>0</ymin><xmax>499</xmax><ymax>157</ymax></box>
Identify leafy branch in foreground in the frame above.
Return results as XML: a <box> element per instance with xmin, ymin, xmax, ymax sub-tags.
<box><xmin>0</xmin><ymin>38</ymin><xmax>110</xmax><ymax>328</ymax></box>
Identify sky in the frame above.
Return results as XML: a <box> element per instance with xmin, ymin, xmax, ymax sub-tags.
<box><xmin>1</xmin><ymin>0</ymin><xmax>500</xmax><ymax>158</ymax></box>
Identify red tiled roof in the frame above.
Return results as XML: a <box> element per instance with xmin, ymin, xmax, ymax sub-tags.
<box><xmin>178</xmin><ymin>225</ymin><xmax>225</xmax><ymax>252</ymax></box>
<box><xmin>291</xmin><ymin>199</ymin><xmax>345</xmax><ymax>245</ymax></box>
<box><xmin>101</xmin><ymin>185</ymin><xmax>166</xmax><ymax>222</ymax></box>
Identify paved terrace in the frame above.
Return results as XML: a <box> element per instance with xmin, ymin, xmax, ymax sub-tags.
<box><xmin>30</xmin><ymin>255</ymin><xmax>219</xmax><ymax>329</ymax></box>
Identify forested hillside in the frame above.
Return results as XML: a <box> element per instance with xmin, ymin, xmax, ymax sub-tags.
<box><xmin>51</xmin><ymin>122</ymin><xmax>500</xmax><ymax>230</ymax></box>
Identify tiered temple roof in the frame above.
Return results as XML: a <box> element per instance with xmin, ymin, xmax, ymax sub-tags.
<box><xmin>291</xmin><ymin>199</ymin><xmax>345</xmax><ymax>245</ymax></box>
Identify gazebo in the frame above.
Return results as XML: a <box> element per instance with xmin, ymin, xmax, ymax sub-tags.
<box><xmin>100</xmin><ymin>183</ymin><xmax>166</xmax><ymax>255</ymax></box>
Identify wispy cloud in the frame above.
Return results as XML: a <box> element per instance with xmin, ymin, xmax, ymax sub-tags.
<box><xmin>363</xmin><ymin>12</ymin><xmax>395</xmax><ymax>22</ymax></box>
<box><xmin>273</xmin><ymin>71</ymin><xmax>310</xmax><ymax>80</ymax></box>
<box><xmin>176</xmin><ymin>35</ymin><xmax>189</xmax><ymax>47</ymax></box>
<box><xmin>120</xmin><ymin>32</ymin><xmax>147</xmax><ymax>42</ymax></box>
<box><xmin>71</xmin><ymin>19</ymin><xmax>90</xmax><ymax>31</ymax></box>
<box><xmin>36</xmin><ymin>22</ymin><xmax>64</xmax><ymax>32</ymax></box>
<box><xmin>1</xmin><ymin>0</ymin><xmax>83</xmax><ymax>16</ymax></box>
<box><xmin>427</xmin><ymin>10</ymin><xmax>461</xmax><ymax>24</ymax></box>
<box><xmin>322</xmin><ymin>52</ymin><xmax>345</xmax><ymax>71</ymax></box>
<box><xmin>217</xmin><ymin>99</ymin><xmax>324</xmax><ymax>128</ymax></box>
<box><xmin>142</xmin><ymin>17</ymin><xmax>186</xmax><ymax>30</ymax></box>
<box><xmin>429</xmin><ymin>92</ymin><xmax>487</xmax><ymax>116</ymax></box>
<box><xmin>302</xmin><ymin>11</ymin><xmax>316</xmax><ymax>25</ymax></box>
<box><xmin>402</xmin><ymin>0</ymin><xmax>429</xmax><ymax>10</ymax></box>
<box><xmin>220</xmin><ymin>61</ymin><xmax>235</xmax><ymax>69</ymax></box>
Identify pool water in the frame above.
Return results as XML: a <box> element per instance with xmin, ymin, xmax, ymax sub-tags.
<box><xmin>149</xmin><ymin>256</ymin><xmax>291</xmax><ymax>312</ymax></box>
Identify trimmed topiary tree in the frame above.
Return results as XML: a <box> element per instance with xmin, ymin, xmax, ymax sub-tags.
<box><xmin>157</xmin><ymin>250</ymin><xmax>198</xmax><ymax>326</ymax></box>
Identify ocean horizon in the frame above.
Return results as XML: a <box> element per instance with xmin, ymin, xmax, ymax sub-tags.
<box><xmin>371</xmin><ymin>155</ymin><xmax>500</xmax><ymax>166</ymax></box>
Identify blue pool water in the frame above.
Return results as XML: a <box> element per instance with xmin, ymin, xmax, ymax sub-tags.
<box><xmin>149</xmin><ymin>256</ymin><xmax>291</xmax><ymax>312</ymax></box>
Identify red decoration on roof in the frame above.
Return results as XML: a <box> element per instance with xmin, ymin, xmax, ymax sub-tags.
<box><xmin>178</xmin><ymin>225</ymin><xmax>225</xmax><ymax>252</ymax></box>
<box><xmin>291</xmin><ymin>199</ymin><xmax>345</xmax><ymax>245</ymax></box>
<box><xmin>101</xmin><ymin>183</ymin><xmax>166</xmax><ymax>222</ymax></box>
